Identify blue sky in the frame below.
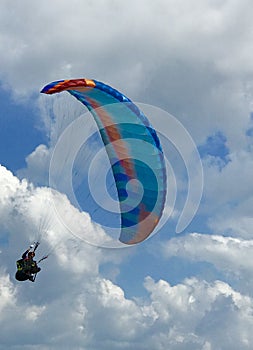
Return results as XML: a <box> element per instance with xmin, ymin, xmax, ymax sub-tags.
<box><xmin>0</xmin><ymin>87</ymin><xmax>46</xmax><ymax>171</ymax></box>
<box><xmin>1</xmin><ymin>1</ymin><xmax>253</xmax><ymax>349</ymax></box>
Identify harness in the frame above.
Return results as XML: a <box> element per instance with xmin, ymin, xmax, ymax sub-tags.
<box><xmin>16</xmin><ymin>258</ymin><xmax>37</xmax><ymax>273</ymax></box>
<box><xmin>16</xmin><ymin>243</ymin><xmax>47</xmax><ymax>282</ymax></box>
<box><xmin>16</xmin><ymin>259</ymin><xmax>24</xmax><ymax>271</ymax></box>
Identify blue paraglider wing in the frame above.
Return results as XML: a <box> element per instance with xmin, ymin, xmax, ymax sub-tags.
<box><xmin>41</xmin><ymin>79</ymin><xmax>166</xmax><ymax>244</ymax></box>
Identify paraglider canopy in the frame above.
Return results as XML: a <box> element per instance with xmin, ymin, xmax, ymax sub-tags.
<box><xmin>41</xmin><ymin>79</ymin><xmax>167</xmax><ymax>245</ymax></box>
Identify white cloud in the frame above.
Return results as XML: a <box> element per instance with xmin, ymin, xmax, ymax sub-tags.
<box><xmin>1</xmin><ymin>1</ymin><xmax>253</xmax><ymax>120</ymax></box>
<box><xmin>0</xmin><ymin>271</ymin><xmax>16</xmax><ymax>316</ymax></box>
<box><xmin>17</xmin><ymin>144</ymin><xmax>51</xmax><ymax>186</ymax></box>
<box><xmin>1</xmin><ymin>263</ymin><xmax>253</xmax><ymax>349</ymax></box>
<box><xmin>200</xmin><ymin>149</ymin><xmax>253</xmax><ymax>238</ymax></box>
<box><xmin>3</xmin><ymin>0</ymin><xmax>251</xmax><ymax>240</ymax></box>
<box><xmin>1</xmin><ymin>165</ymin><xmax>253</xmax><ymax>349</ymax></box>
<box><xmin>162</xmin><ymin>233</ymin><xmax>253</xmax><ymax>288</ymax></box>
<box><xmin>1</xmin><ymin>0</ymin><xmax>253</xmax><ymax>233</ymax></box>
<box><xmin>0</xmin><ymin>164</ymin><xmax>112</xmax><ymax>266</ymax></box>
<box><xmin>1</xmin><ymin>0</ymin><xmax>253</xmax><ymax>348</ymax></box>
<box><xmin>144</xmin><ymin>276</ymin><xmax>253</xmax><ymax>350</ymax></box>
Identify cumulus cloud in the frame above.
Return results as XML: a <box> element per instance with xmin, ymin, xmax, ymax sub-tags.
<box><xmin>144</xmin><ymin>276</ymin><xmax>253</xmax><ymax>350</ymax></box>
<box><xmin>1</xmin><ymin>0</ymin><xmax>253</xmax><ymax>348</ymax></box>
<box><xmin>0</xmin><ymin>165</ymin><xmax>131</xmax><ymax>348</ymax></box>
<box><xmin>162</xmin><ymin>233</ymin><xmax>253</xmax><ymax>292</ymax></box>
<box><xmin>1</xmin><ymin>1</ymin><xmax>253</xmax><ymax>133</ymax></box>
<box><xmin>17</xmin><ymin>144</ymin><xmax>51</xmax><ymax>186</ymax></box>
<box><xmin>2</xmin><ymin>261</ymin><xmax>253</xmax><ymax>350</ymax></box>
<box><xmin>2</xmin><ymin>148</ymin><xmax>253</xmax><ymax>349</ymax></box>
<box><xmin>1</xmin><ymin>0</ymin><xmax>252</xmax><ymax>228</ymax></box>
<box><xmin>199</xmin><ymin>148</ymin><xmax>253</xmax><ymax>239</ymax></box>
<box><xmin>0</xmin><ymin>272</ymin><xmax>16</xmax><ymax>316</ymax></box>
<box><xmin>0</xmin><ymin>164</ymin><xmax>113</xmax><ymax>269</ymax></box>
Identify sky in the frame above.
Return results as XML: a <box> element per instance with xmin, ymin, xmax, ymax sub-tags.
<box><xmin>0</xmin><ymin>0</ymin><xmax>253</xmax><ymax>349</ymax></box>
